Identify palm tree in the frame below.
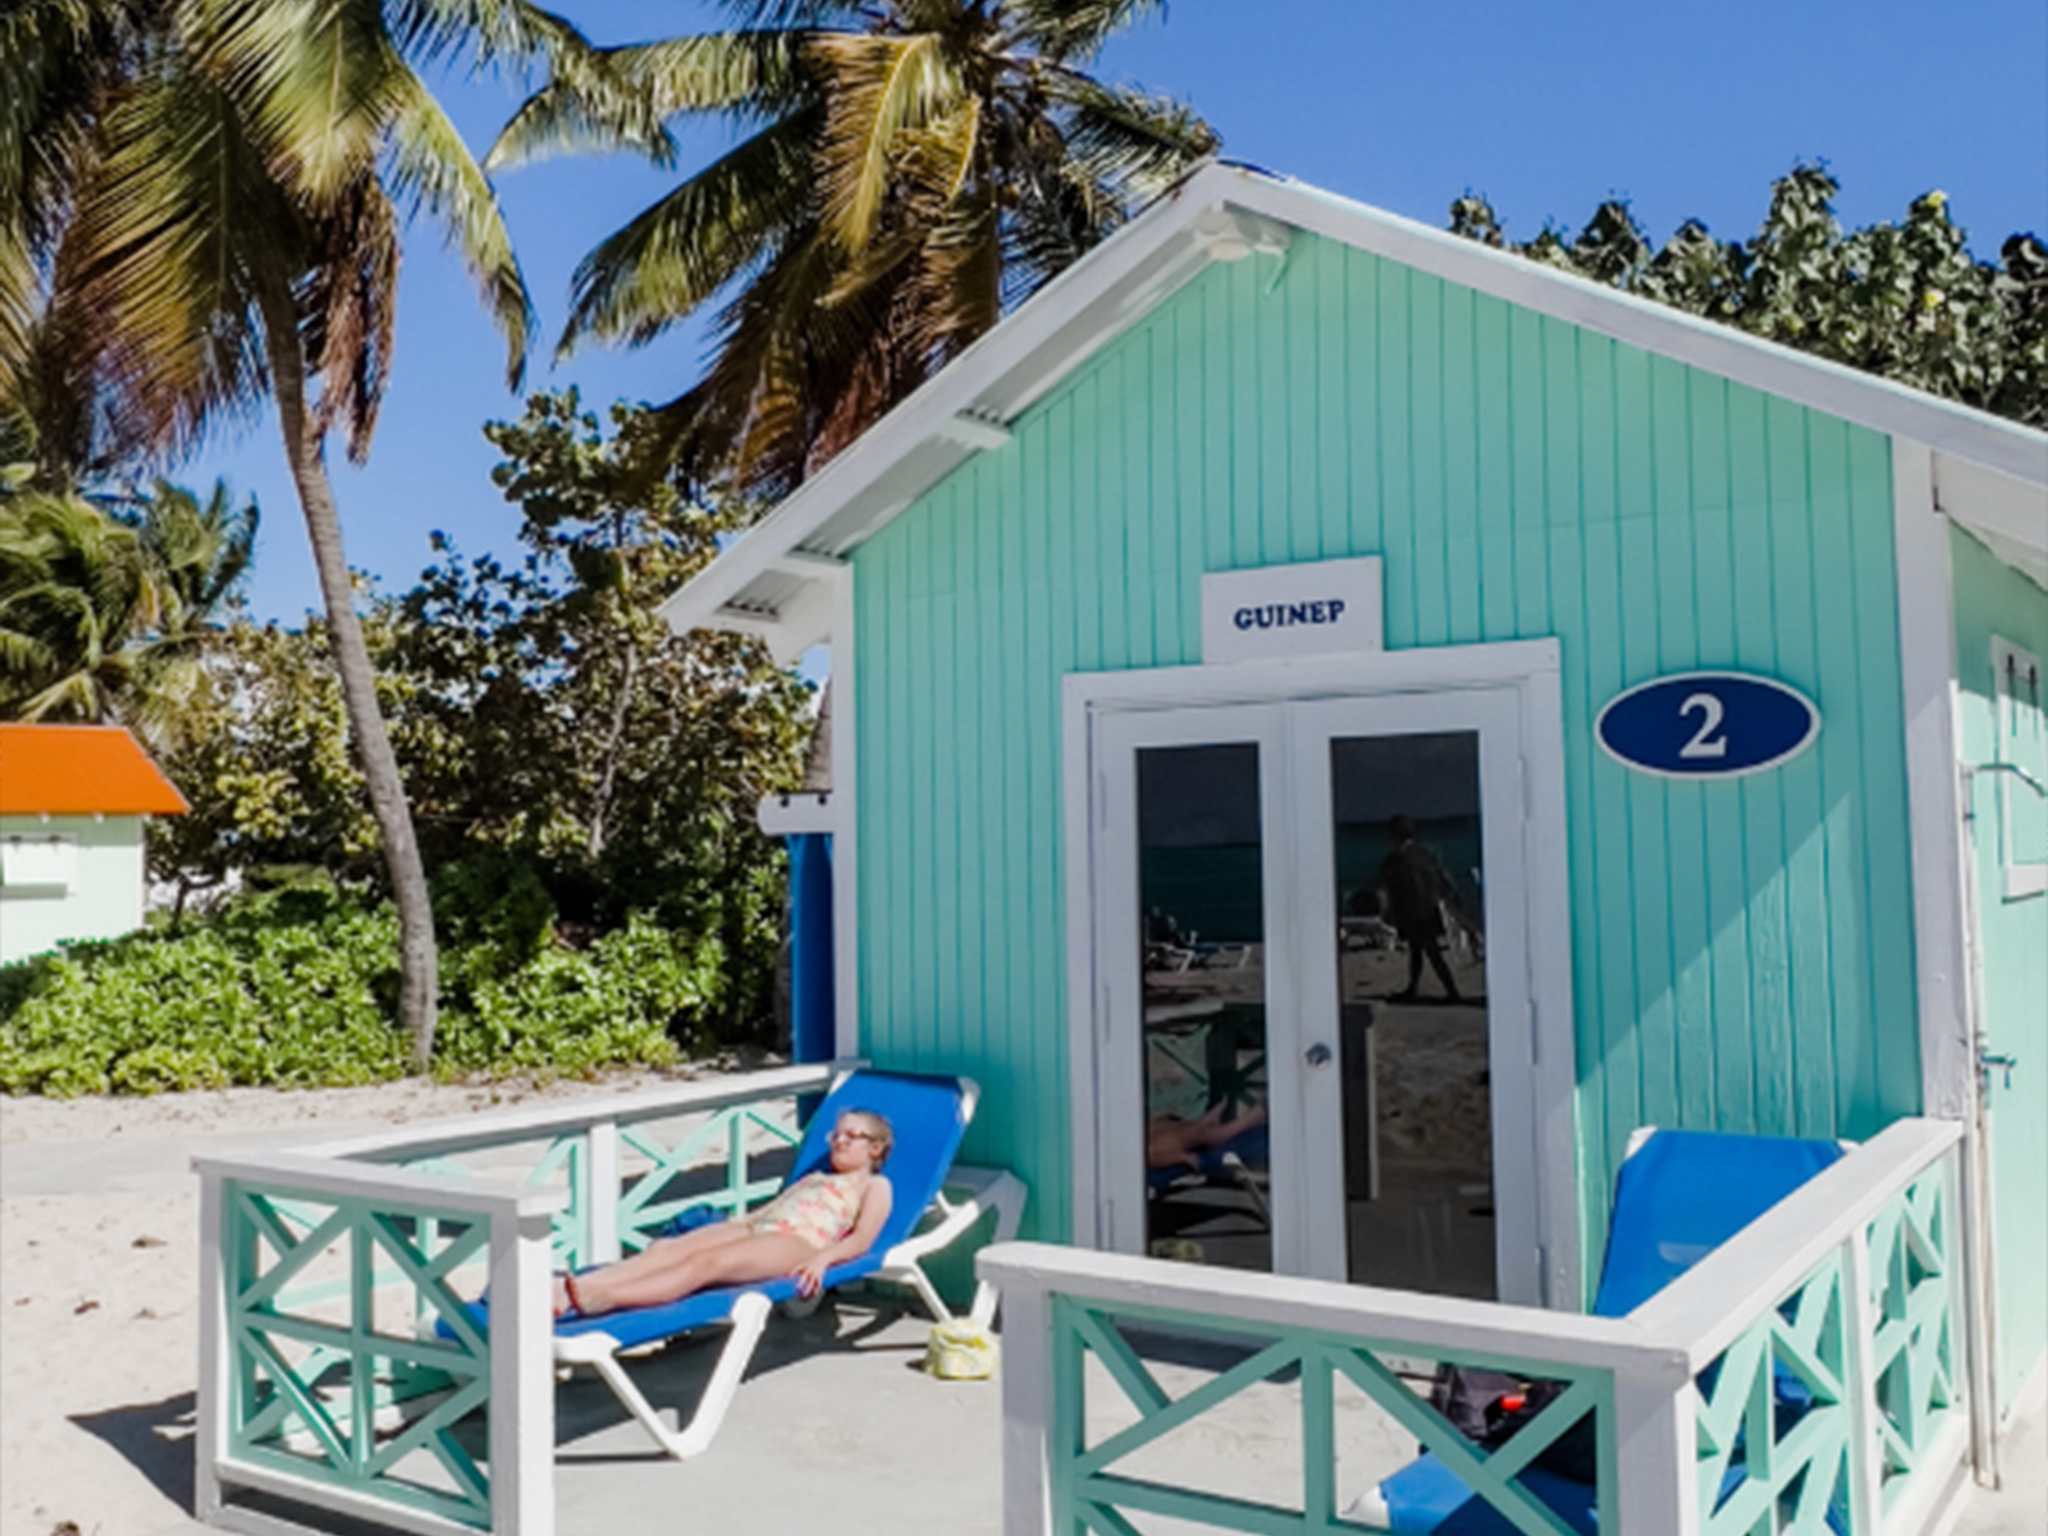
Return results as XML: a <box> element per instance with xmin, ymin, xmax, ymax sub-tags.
<box><xmin>494</xmin><ymin>0</ymin><xmax>1217</xmax><ymax>497</ymax></box>
<box><xmin>0</xmin><ymin>489</ymin><xmax>154</xmax><ymax>721</ymax></box>
<box><xmin>0</xmin><ymin>477</ymin><xmax>256</xmax><ymax>736</ymax></box>
<box><xmin>2</xmin><ymin>0</ymin><xmax>538</xmax><ymax>1064</ymax></box>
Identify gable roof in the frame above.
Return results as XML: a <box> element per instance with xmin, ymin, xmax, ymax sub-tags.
<box><xmin>662</xmin><ymin>162</ymin><xmax>2048</xmax><ymax>657</ymax></box>
<box><xmin>0</xmin><ymin>724</ymin><xmax>189</xmax><ymax>816</ymax></box>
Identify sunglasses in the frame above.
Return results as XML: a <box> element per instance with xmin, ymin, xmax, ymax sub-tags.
<box><xmin>830</xmin><ymin>1127</ymin><xmax>880</xmax><ymax>1143</ymax></box>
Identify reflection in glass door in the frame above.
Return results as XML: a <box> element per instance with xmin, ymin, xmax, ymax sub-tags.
<box><xmin>1328</xmin><ymin>732</ymin><xmax>1495</xmax><ymax>1299</ymax></box>
<box><xmin>1135</xmin><ymin>744</ymin><xmax>1273</xmax><ymax>1272</ymax></box>
<box><xmin>1090</xmin><ymin>682</ymin><xmax>1545</xmax><ymax>1300</ymax></box>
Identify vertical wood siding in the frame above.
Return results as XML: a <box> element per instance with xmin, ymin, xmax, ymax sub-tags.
<box><xmin>854</xmin><ymin>233</ymin><xmax>1920</xmax><ymax>1276</ymax></box>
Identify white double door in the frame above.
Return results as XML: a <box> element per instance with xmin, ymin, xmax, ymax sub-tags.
<box><xmin>1084</xmin><ymin>682</ymin><xmax>1557</xmax><ymax>1304</ymax></box>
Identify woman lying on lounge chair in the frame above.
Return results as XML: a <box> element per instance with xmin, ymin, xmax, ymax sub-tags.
<box><xmin>556</xmin><ymin>1110</ymin><xmax>895</xmax><ymax>1319</ymax></box>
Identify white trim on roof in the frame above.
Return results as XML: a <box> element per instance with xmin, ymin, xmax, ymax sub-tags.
<box><xmin>662</xmin><ymin>162</ymin><xmax>2047</xmax><ymax>645</ymax></box>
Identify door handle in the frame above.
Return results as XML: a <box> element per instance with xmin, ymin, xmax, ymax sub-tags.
<box><xmin>1305</xmin><ymin>1043</ymin><xmax>1334</xmax><ymax>1069</ymax></box>
<box><xmin>1980</xmin><ymin>1052</ymin><xmax>2018</xmax><ymax>1090</ymax></box>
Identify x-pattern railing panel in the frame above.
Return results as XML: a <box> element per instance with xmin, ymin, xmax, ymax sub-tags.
<box><xmin>399</xmin><ymin>1139</ymin><xmax>590</xmax><ymax>1270</ymax></box>
<box><xmin>613</xmin><ymin>1103</ymin><xmax>803</xmax><ymax>1251</ymax></box>
<box><xmin>1695</xmin><ymin>1247</ymin><xmax>1851</xmax><ymax>1536</ymax></box>
<box><xmin>1051</xmin><ymin>1297</ymin><xmax>1613</xmax><ymax>1536</ymax></box>
<box><xmin>385</xmin><ymin>1100</ymin><xmax>808</xmax><ymax>1266</ymax></box>
<box><xmin>223</xmin><ymin>1182</ymin><xmax>496</xmax><ymax>1531</ymax></box>
<box><xmin>1865</xmin><ymin>1167</ymin><xmax>1956</xmax><ymax>1515</ymax></box>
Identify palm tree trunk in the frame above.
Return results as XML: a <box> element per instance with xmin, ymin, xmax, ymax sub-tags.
<box><xmin>584</xmin><ymin>623</ymin><xmax>638</xmax><ymax>859</ymax></box>
<box><xmin>260</xmin><ymin>289</ymin><xmax>439</xmax><ymax>1067</ymax></box>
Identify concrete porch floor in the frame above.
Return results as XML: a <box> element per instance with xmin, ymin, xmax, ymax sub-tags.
<box><xmin>547</xmin><ymin>1298</ymin><xmax>1005</xmax><ymax>1531</ymax></box>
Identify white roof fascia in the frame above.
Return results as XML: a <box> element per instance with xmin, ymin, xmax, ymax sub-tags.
<box><xmin>1219</xmin><ymin>172</ymin><xmax>2048</xmax><ymax>492</ymax></box>
<box><xmin>663</xmin><ymin>162</ymin><xmax>2046</xmax><ymax>641</ymax></box>
<box><xmin>658</xmin><ymin>168</ymin><xmax>1240</xmax><ymax>639</ymax></box>
<box><xmin>1932</xmin><ymin>453</ymin><xmax>2048</xmax><ymax>588</ymax></box>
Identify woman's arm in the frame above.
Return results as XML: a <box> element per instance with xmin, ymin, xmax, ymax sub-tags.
<box><xmin>790</xmin><ymin>1177</ymin><xmax>894</xmax><ymax>1298</ymax></box>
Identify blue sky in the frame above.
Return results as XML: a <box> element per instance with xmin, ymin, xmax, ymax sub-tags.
<box><xmin>195</xmin><ymin>0</ymin><xmax>2048</xmax><ymax>623</ymax></box>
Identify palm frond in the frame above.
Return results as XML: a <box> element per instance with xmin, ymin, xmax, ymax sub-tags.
<box><xmin>521</xmin><ymin>0</ymin><xmax>1208</xmax><ymax>501</ymax></box>
<box><xmin>387</xmin><ymin>69</ymin><xmax>533</xmax><ymax>386</ymax></box>
<box><xmin>1008</xmin><ymin>0</ymin><xmax>1172</xmax><ymax>62</ymax></box>
<box><xmin>900</xmin><ymin>193</ymin><xmax>1000</xmax><ymax>365</ymax></box>
<box><xmin>0</xmin><ymin>237</ymin><xmax>34</xmax><ymax>408</ymax></box>
<box><xmin>383</xmin><ymin>0</ymin><xmax>562</xmax><ymax>65</ymax></box>
<box><xmin>811</xmin><ymin>31</ymin><xmax>959</xmax><ymax>253</ymax></box>
<box><xmin>636</xmin><ymin>223</ymin><xmax>869</xmax><ymax>494</ymax></box>
<box><xmin>896</xmin><ymin>97</ymin><xmax>982</xmax><ymax>209</ymax></box>
<box><xmin>1</xmin><ymin>0</ymin><xmax>131</xmax><ymax>388</ymax></box>
<box><xmin>490</xmin><ymin>78</ymin><xmax>678</xmax><ymax>168</ymax></box>
<box><xmin>559</xmin><ymin>109</ymin><xmax>817</xmax><ymax>352</ymax></box>
<box><xmin>0</xmin><ymin>487</ymin><xmax>148</xmax><ymax>720</ymax></box>
<box><xmin>1043</xmin><ymin>69</ymin><xmax>1216</xmax><ymax>197</ymax></box>
<box><xmin>61</xmin><ymin>57</ymin><xmax>295</xmax><ymax>463</ymax></box>
<box><xmin>1</xmin><ymin>0</ymin><xmax>116</xmax><ymax>225</ymax></box>
<box><xmin>8</xmin><ymin>299</ymin><xmax>125</xmax><ymax>489</ymax></box>
<box><xmin>300</xmin><ymin>171</ymin><xmax>400</xmax><ymax>460</ymax></box>
<box><xmin>183</xmin><ymin>0</ymin><xmax>410</xmax><ymax>206</ymax></box>
<box><xmin>714</xmin><ymin>1</ymin><xmax>861</xmax><ymax>27</ymax></box>
<box><xmin>488</xmin><ymin>30</ymin><xmax>811</xmax><ymax>171</ymax></box>
<box><xmin>134</xmin><ymin>476</ymin><xmax>259</xmax><ymax>626</ymax></box>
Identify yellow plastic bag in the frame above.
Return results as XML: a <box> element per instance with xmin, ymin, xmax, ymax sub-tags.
<box><xmin>925</xmin><ymin>1319</ymin><xmax>998</xmax><ymax>1380</ymax></box>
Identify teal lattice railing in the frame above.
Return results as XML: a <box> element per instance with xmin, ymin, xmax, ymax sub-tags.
<box><xmin>986</xmin><ymin>1118</ymin><xmax>1969</xmax><ymax>1536</ymax></box>
<box><xmin>1049</xmin><ymin>1295</ymin><xmax>1617</xmax><ymax>1534</ymax></box>
<box><xmin>1687</xmin><ymin>1139</ymin><xmax>1961</xmax><ymax>1536</ymax></box>
<box><xmin>1865</xmin><ymin>1165</ymin><xmax>1958</xmax><ymax>1518</ymax></box>
<box><xmin>612</xmin><ymin>1101</ymin><xmax>805</xmax><ymax>1252</ymax></box>
<box><xmin>1693</xmin><ymin>1250</ymin><xmax>1855</xmax><ymax>1534</ymax></box>
<box><xmin>380</xmin><ymin>1087</ymin><xmax>809</xmax><ymax>1272</ymax></box>
<box><xmin>219</xmin><ymin>1184</ymin><xmax>497</xmax><ymax>1529</ymax></box>
<box><xmin>195</xmin><ymin>1062</ymin><xmax>848</xmax><ymax>1536</ymax></box>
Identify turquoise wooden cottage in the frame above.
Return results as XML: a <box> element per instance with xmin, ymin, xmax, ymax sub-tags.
<box><xmin>660</xmin><ymin>165</ymin><xmax>2047</xmax><ymax>1433</ymax></box>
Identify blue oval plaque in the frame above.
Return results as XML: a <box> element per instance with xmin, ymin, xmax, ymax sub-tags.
<box><xmin>1596</xmin><ymin>672</ymin><xmax>1820</xmax><ymax>779</ymax></box>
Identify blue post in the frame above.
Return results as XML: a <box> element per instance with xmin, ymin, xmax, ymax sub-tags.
<box><xmin>789</xmin><ymin>833</ymin><xmax>836</xmax><ymax>1064</ymax></box>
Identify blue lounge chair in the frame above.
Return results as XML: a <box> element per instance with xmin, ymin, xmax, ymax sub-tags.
<box><xmin>476</xmin><ymin>1069</ymin><xmax>1025</xmax><ymax>1459</ymax></box>
<box><xmin>1354</xmin><ymin>1128</ymin><xmax>1846</xmax><ymax>1533</ymax></box>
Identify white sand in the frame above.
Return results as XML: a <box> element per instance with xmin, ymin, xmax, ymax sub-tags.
<box><xmin>0</xmin><ymin>1072</ymin><xmax>693</xmax><ymax>1536</ymax></box>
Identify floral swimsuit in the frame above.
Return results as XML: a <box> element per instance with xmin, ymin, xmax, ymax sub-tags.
<box><xmin>746</xmin><ymin>1171</ymin><xmax>867</xmax><ymax>1250</ymax></box>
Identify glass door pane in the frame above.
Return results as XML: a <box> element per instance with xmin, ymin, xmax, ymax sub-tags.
<box><xmin>1329</xmin><ymin>731</ymin><xmax>1495</xmax><ymax>1299</ymax></box>
<box><xmin>1136</xmin><ymin>743</ymin><xmax>1272</xmax><ymax>1272</ymax></box>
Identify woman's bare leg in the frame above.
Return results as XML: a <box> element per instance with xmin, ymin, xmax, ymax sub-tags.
<box><xmin>562</xmin><ymin>1222</ymin><xmax>753</xmax><ymax>1314</ymax></box>
<box><xmin>576</xmin><ymin>1232</ymin><xmax>817</xmax><ymax>1314</ymax></box>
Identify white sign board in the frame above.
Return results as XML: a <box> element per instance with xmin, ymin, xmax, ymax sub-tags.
<box><xmin>1201</xmin><ymin>557</ymin><xmax>1384</xmax><ymax>665</ymax></box>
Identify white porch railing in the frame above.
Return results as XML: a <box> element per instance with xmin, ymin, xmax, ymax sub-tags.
<box><xmin>980</xmin><ymin>1117</ymin><xmax>1968</xmax><ymax>1536</ymax></box>
<box><xmin>193</xmin><ymin>1062</ymin><xmax>848</xmax><ymax>1536</ymax></box>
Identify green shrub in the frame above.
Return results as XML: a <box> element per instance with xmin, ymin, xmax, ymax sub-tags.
<box><xmin>0</xmin><ymin>889</ymin><xmax>719</xmax><ymax>1096</ymax></box>
<box><xmin>432</xmin><ymin>916</ymin><xmax>702</xmax><ymax>1078</ymax></box>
